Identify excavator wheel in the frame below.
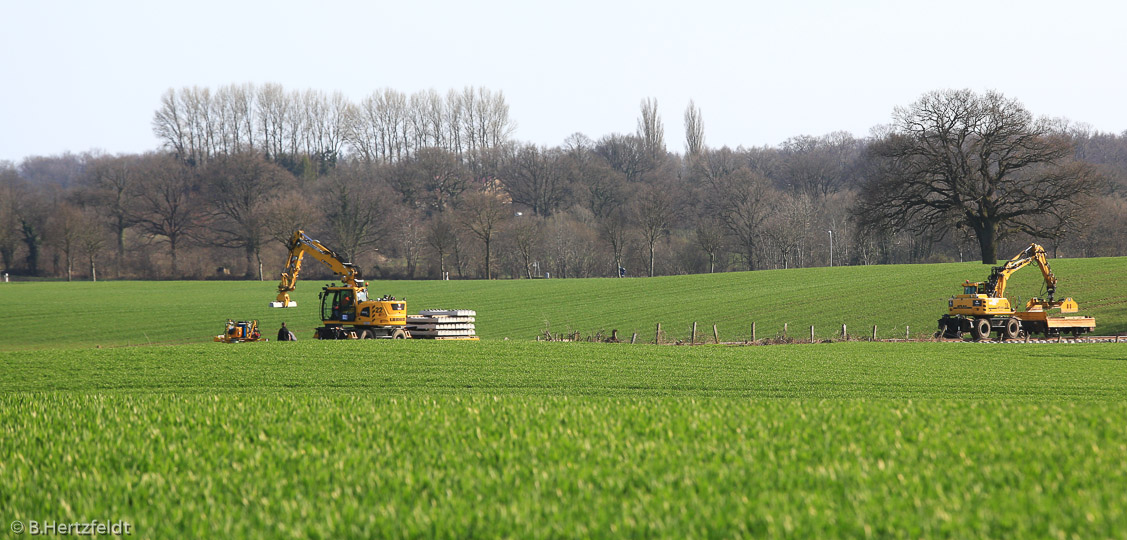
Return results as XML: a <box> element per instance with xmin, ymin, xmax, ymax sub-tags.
<box><xmin>358</xmin><ymin>329</ymin><xmax>374</xmax><ymax>339</ymax></box>
<box><xmin>1002</xmin><ymin>318</ymin><xmax>1021</xmax><ymax>341</ymax></box>
<box><xmin>391</xmin><ymin>329</ymin><xmax>408</xmax><ymax>339</ymax></box>
<box><xmin>971</xmin><ymin>318</ymin><xmax>992</xmax><ymax>341</ymax></box>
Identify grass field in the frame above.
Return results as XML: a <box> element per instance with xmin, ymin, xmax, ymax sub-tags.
<box><xmin>2</xmin><ymin>260</ymin><xmax>1126</xmax><ymax>538</ymax></box>
<box><xmin>1</xmin><ymin>257</ymin><xmax>1124</xmax><ymax>350</ymax></box>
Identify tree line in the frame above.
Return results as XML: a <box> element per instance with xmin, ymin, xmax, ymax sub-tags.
<box><xmin>2</xmin><ymin>86</ymin><xmax>1125</xmax><ymax>282</ymax></box>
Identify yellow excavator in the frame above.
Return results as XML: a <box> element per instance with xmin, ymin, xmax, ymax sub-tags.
<box><xmin>271</xmin><ymin>230</ymin><xmax>410</xmax><ymax>339</ymax></box>
<box><xmin>938</xmin><ymin>243</ymin><xmax>1095</xmax><ymax>341</ymax></box>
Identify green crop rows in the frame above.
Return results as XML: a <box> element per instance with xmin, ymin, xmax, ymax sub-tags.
<box><xmin>2</xmin><ymin>261</ymin><xmax>1127</xmax><ymax>538</ymax></box>
<box><xmin>1</xmin><ymin>256</ymin><xmax>1124</xmax><ymax>350</ymax></box>
<box><xmin>5</xmin><ymin>392</ymin><xmax>1127</xmax><ymax>538</ymax></box>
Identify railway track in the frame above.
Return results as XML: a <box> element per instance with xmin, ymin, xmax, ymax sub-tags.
<box><xmin>937</xmin><ymin>335</ymin><xmax>1125</xmax><ymax>344</ymax></box>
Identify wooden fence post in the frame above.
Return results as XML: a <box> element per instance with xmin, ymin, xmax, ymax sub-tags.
<box><xmin>751</xmin><ymin>322</ymin><xmax>756</xmax><ymax>343</ymax></box>
<box><xmin>842</xmin><ymin>324</ymin><xmax>847</xmax><ymax>339</ymax></box>
<box><xmin>656</xmin><ymin>323</ymin><xmax>662</xmax><ymax>344</ymax></box>
<box><xmin>905</xmin><ymin>326</ymin><xmax>910</xmax><ymax>340</ymax></box>
<box><xmin>871</xmin><ymin>325</ymin><xmax>877</xmax><ymax>342</ymax></box>
<box><xmin>810</xmin><ymin>325</ymin><xmax>815</xmax><ymax>344</ymax></box>
<box><xmin>713</xmin><ymin>324</ymin><xmax>719</xmax><ymax>344</ymax></box>
<box><xmin>631</xmin><ymin>332</ymin><xmax>637</xmax><ymax>344</ymax></box>
<box><xmin>692</xmin><ymin>322</ymin><xmax>698</xmax><ymax>344</ymax></box>
<box><xmin>784</xmin><ymin>322</ymin><xmax>788</xmax><ymax>338</ymax></box>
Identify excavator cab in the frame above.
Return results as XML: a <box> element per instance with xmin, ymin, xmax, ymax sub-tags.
<box><xmin>321</xmin><ymin>287</ymin><xmax>359</xmax><ymax>322</ymax></box>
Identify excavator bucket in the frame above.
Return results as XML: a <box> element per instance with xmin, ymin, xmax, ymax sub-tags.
<box><xmin>270</xmin><ymin>292</ymin><xmax>297</xmax><ymax>308</ymax></box>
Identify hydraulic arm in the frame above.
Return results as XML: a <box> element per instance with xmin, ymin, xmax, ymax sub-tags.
<box><xmin>271</xmin><ymin>230</ymin><xmax>363</xmax><ymax>308</ymax></box>
<box><xmin>981</xmin><ymin>243</ymin><xmax>1057</xmax><ymax>304</ymax></box>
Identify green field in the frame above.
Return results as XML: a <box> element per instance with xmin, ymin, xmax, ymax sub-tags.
<box><xmin>2</xmin><ymin>260</ymin><xmax>1127</xmax><ymax>538</ymax></box>
<box><xmin>1</xmin><ymin>257</ymin><xmax>1124</xmax><ymax>350</ymax></box>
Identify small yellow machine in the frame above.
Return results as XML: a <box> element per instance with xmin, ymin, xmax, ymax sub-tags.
<box><xmin>938</xmin><ymin>243</ymin><xmax>1095</xmax><ymax>340</ymax></box>
<box><xmin>271</xmin><ymin>230</ymin><xmax>410</xmax><ymax>339</ymax></box>
<box><xmin>214</xmin><ymin>319</ymin><xmax>265</xmax><ymax>343</ymax></box>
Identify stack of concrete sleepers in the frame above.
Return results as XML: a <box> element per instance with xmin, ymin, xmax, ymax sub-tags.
<box><xmin>407</xmin><ymin>309</ymin><xmax>479</xmax><ymax>340</ymax></box>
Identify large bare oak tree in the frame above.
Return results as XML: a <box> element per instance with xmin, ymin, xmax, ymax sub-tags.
<box><xmin>857</xmin><ymin>89</ymin><xmax>1099</xmax><ymax>263</ymax></box>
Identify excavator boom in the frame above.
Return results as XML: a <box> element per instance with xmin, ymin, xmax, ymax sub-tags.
<box><xmin>271</xmin><ymin>230</ymin><xmax>364</xmax><ymax>308</ymax></box>
<box><xmin>985</xmin><ymin>243</ymin><xmax>1056</xmax><ymax>301</ymax></box>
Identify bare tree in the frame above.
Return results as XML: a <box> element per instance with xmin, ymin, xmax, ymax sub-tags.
<box><xmin>595</xmin><ymin>134</ymin><xmax>645</xmax><ymax>183</ymax></box>
<box><xmin>257</xmin><ymin>83</ymin><xmax>290</xmax><ymax>161</ymax></box>
<box><xmin>153</xmin><ymin>89</ymin><xmax>189</xmax><ymax>161</ymax></box>
<box><xmin>637</xmin><ymin>97</ymin><xmax>665</xmax><ymax>167</ymax></box>
<box><xmin>202</xmin><ymin>153</ymin><xmax>295</xmax><ymax>279</ymax></box>
<box><xmin>710</xmin><ymin>167</ymin><xmax>773</xmax><ymax>271</ymax></box>
<box><xmin>598</xmin><ymin>213</ymin><xmax>630</xmax><ymax>276</ymax></box>
<box><xmin>320</xmin><ymin>164</ymin><xmax>394</xmax><ymax>265</ymax></box>
<box><xmin>0</xmin><ymin>163</ymin><xmax>23</xmax><ymax>273</ymax></box>
<box><xmin>388</xmin><ymin>148</ymin><xmax>469</xmax><ymax>213</ymax></box>
<box><xmin>633</xmin><ymin>183</ymin><xmax>677</xmax><ymax>277</ymax></box>
<box><xmin>458</xmin><ymin>191</ymin><xmax>510</xmax><ymax>279</ymax></box>
<box><xmin>132</xmin><ymin>155</ymin><xmax>199</xmax><ymax>276</ymax></box>
<box><xmin>858</xmin><ymin>89</ymin><xmax>1100</xmax><ymax>263</ymax></box>
<box><xmin>81</xmin><ymin>154</ymin><xmax>140</xmax><ymax>276</ymax></box>
<box><xmin>574</xmin><ymin>158</ymin><xmax>627</xmax><ymax>220</ymax></box>
<box><xmin>426</xmin><ymin>215</ymin><xmax>457</xmax><ymax>278</ymax></box>
<box><xmin>505</xmin><ymin>215</ymin><xmax>541</xmax><ymax>278</ymax></box>
<box><xmin>262</xmin><ymin>191</ymin><xmax>320</xmax><ymax>246</ymax></box>
<box><xmin>684</xmin><ymin>99</ymin><xmax>705</xmax><ymax>159</ymax></box>
<box><xmin>396</xmin><ymin>209</ymin><xmax>425</xmax><ymax>278</ymax></box>
<box><xmin>502</xmin><ymin>144</ymin><xmax>568</xmax><ymax>216</ymax></box>
<box><xmin>77</xmin><ymin>207</ymin><xmax>107</xmax><ymax>282</ymax></box>
<box><xmin>695</xmin><ymin>217</ymin><xmax>724</xmax><ymax>273</ymax></box>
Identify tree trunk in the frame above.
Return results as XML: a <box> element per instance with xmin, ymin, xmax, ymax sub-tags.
<box><xmin>90</xmin><ymin>256</ymin><xmax>97</xmax><ymax>282</ymax></box>
<box><xmin>649</xmin><ymin>242</ymin><xmax>655</xmax><ymax>277</ymax></box>
<box><xmin>245</xmin><ymin>247</ymin><xmax>256</xmax><ymax>279</ymax></box>
<box><xmin>169</xmin><ymin>237</ymin><xmax>178</xmax><ymax>278</ymax></box>
<box><xmin>484</xmin><ymin>236</ymin><xmax>492</xmax><ymax>279</ymax></box>
<box><xmin>116</xmin><ymin>218</ymin><xmax>126</xmax><ymax>278</ymax></box>
<box><xmin>22</xmin><ymin>220</ymin><xmax>40</xmax><ymax>276</ymax></box>
<box><xmin>1</xmin><ymin>246</ymin><xmax>13</xmax><ymax>273</ymax></box>
<box><xmin>974</xmin><ymin>219</ymin><xmax>999</xmax><ymax>264</ymax></box>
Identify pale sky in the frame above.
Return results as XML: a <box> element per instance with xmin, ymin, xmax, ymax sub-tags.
<box><xmin>2</xmin><ymin>0</ymin><xmax>1125</xmax><ymax>164</ymax></box>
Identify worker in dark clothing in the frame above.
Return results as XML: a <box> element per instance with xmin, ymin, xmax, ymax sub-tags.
<box><xmin>278</xmin><ymin>322</ymin><xmax>296</xmax><ymax>341</ymax></box>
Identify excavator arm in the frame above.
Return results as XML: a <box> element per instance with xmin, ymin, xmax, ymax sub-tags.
<box><xmin>985</xmin><ymin>243</ymin><xmax>1058</xmax><ymax>303</ymax></box>
<box><xmin>271</xmin><ymin>230</ymin><xmax>363</xmax><ymax>308</ymax></box>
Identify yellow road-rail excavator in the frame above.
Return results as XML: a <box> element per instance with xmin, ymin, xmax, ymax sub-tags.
<box><xmin>271</xmin><ymin>230</ymin><xmax>410</xmax><ymax>339</ymax></box>
<box><xmin>937</xmin><ymin>243</ymin><xmax>1095</xmax><ymax>341</ymax></box>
